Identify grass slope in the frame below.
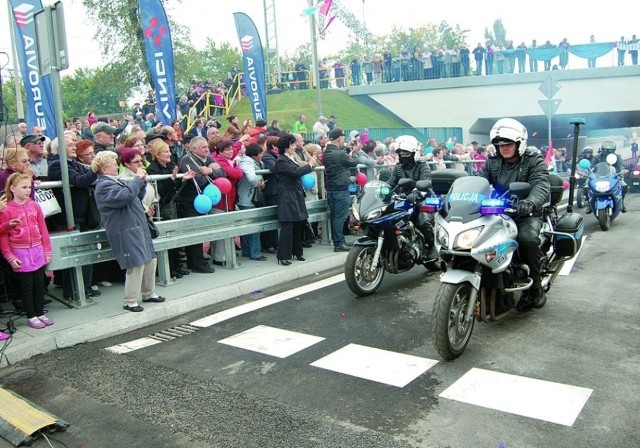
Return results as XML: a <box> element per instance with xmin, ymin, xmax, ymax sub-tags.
<box><xmin>229</xmin><ymin>89</ymin><xmax>404</xmax><ymax>132</ymax></box>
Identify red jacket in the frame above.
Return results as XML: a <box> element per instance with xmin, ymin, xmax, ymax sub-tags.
<box><xmin>213</xmin><ymin>145</ymin><xmax>244</xmax><ymax>211</ymax></box>
<box><xmin>0</xmin><ymin>200</ymin><xmax>52</xmax><ymax>265</ymax></box>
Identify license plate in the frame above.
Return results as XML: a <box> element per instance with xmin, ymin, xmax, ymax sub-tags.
<box><xmin>633</xmin><ymin>181</ymin><xmax>639</xmax><ymax>186</ymax></box>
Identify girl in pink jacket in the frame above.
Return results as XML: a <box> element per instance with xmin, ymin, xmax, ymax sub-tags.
<box><xmin>0</xmin><ymin>173</ymin><xmax>53</xmax><ymax>330</ymax></box>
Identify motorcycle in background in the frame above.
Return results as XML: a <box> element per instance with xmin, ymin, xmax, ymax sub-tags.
<box><xmin>344</xmin><ymin>178</ymin><xmax>439</xmax><ymax>297</ymax></box>
<box><xmin>579</xmin><ymin>155</ymin><xmax>624</xmax><ymax>231</ymax></box>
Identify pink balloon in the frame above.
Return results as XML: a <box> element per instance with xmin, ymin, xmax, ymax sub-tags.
<box><xmin>213</xmin><ymin>177</ymin><xmax>232</xmax><ymax>194</ymax></box>
<box><xmin>356</xmin><ymin>172</ymin><xmax>368</xmax><ymax>186</ymax></box>
<box><xmin>563</xmin><ymin>180</ymin><xmax>570</xmax><ymax>190</ymax></box>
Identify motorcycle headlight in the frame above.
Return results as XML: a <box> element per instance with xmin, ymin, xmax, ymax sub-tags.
<box><xmin>351</xmin><ymin>203</ymin><xmax>360</xmax><ymax>222</ymax></box>
<box><xmin>454</xmin><ymin>226</ymin><xmax>483</xmax><ymax>250</ymax></box>
<box><xmin>595</xmin><ymin>181</ymin><xmax>610</xmax><ymax>192</ymax></box>
<box><xmin>436</xmin><ymin>226</ymin><xmax>449</xmax><ymax>248</ymax></box>
<box><xmin>363</xmin><ymin>208</ymin><xmax>382</xmax><ymax>221</ymax></box>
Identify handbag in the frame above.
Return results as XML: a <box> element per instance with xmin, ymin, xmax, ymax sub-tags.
<box><xmin>147</xmin><ymin>217</ymin><xmax>160</xmax><ymax>239</ymax></box>
<box><xmin>251</xmin><ymin>186</ymin><xmax>265</xmax><ymax>207</ymax></box>
<box><xmin>34</xmin><ymin>188</ymin><xmax>62</xmax><ymax>217</ymax></box>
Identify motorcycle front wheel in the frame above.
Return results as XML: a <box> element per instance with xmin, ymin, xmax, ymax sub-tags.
<box><xmin>345</xmin><ymin>246</ymin><xmax>385</xmax><ymax>297</ymax></box>
<box><xmin>597</xmin><ymin>207</ymin><xmax>610</xmax><ymax>231</ymax></box>
<box><xmin>431</xmin><ymin>282</ymin><xmax>476</xmax><ymax>360</ymax></box>
<box><xmin>576</xmin><ymin>188</ymin><xmax>585</xmax><ymax>209</ymax></box>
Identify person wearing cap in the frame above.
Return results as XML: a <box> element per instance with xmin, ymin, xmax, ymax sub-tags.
<box><xmin>479</xmin><ymin>118</ymin><xmax>550</xmax><ymax>310</ymax></box>
<box><xmin>312</xmin><ymin>116</ymin><xmax>330</xmax><ymax>143</ymax></box>
<box><xmin>20</xmin><ymin>134</ymin><xmax>48</xmax><ymax>180</ymax></box>
<box><xmin>323</xmin><ymin>127</ymin><xmax>360</xmax><ymax>252</ymax></box>
<box><xmin>93</xmin><ymin>122</ymin><xmax>118</xmax><ymax>153</ymax></box>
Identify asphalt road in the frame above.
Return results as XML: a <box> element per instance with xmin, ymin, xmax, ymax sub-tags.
<box><xmin>2</xmin><ymin>194</ymin><xmax>639</xmax><ymax>448</ymax></box>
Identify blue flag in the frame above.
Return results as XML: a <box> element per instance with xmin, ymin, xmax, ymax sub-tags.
<box><xmin>233</xmin><ymin>12</ymin><xmax>267</xmax><ymax>122</ymax></box>
<box><xmin>9</xmin><ymin>0</ymin><xmax>57</xmax><ymax>138</ymax></box>
<box><xmin>138</xmin><ymin>0</ymin><xmax>176</xmax><ymax>124</ymax></box>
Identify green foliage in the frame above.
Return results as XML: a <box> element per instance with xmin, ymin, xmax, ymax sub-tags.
<box><xmin>484</xmin><ymin>19</ymin><xmax>507</xmax><ymax>46</ymax></box>
<box><xmin>1</xmin><ymin>77</ymin><xmax>22</xmax><ymax>123</ymax></box>
<box><xmin>60</xmin><ymin>64</ymin><xmax>133</xmax><ymax>119</ymax></box>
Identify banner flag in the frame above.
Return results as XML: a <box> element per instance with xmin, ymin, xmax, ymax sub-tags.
<box><xmin>9</xmin><ymin>0</ymin><xmax>57</xmax><ymax>138</ymax></box>
<box><xmin>233</xmin><ymin>12</ymin><xmax>267</xmax><ymax>122</ymax></box>
<box><xmin>138</xmin><ymin>0</ymin><xmax>177</xmax><ymax>124</ymax></box>
<box><xmin>318</xmin><ymin>0</ymin><xmax>333</xmax><ymax>16</ymax></box>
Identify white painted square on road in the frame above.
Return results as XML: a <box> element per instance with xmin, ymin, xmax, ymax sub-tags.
<box><xmin>440</xmin><ymin>368</ymin><xmax>592</xmax><ymax>426</ymax></box>
<box><xmin>218</xmin><ymin>325</ymin><xmax>325</xmax><ymax>358</ymax></box>
<box><xmin>310</xmin><ymin>343</ymin><xmax>438</xmax><ymax>388</ymax></box>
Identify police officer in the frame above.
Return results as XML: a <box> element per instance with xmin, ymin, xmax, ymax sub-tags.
<box><xmin>387</xmin><ymin>135</ymin><xmax>436</xmax><ymax>261</ymax></box>
<box><xmin>479</xmin><ymin>118</ymin><xmax>550</xmax><ymax>310</ymax></box>
<box><xmin>590</xmin><ymin>140</ymin><xmax>627</xmax><ymax>213</ymax></box>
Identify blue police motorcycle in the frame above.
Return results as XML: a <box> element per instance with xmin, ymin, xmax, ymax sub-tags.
<box><xmin>581</xmin><ymin>155</ymin><xmax>624</xmax><ymax>231</ymax></box>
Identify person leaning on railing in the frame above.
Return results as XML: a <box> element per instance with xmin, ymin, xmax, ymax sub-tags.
<box><xmin>146</xmin><ymin>139</ymin><xmax>196</xmax><ymax>278</ymax></box>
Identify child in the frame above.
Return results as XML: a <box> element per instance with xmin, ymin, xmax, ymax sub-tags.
<box><xmin>0</xmin><ymin>194</ymin><xmax>21</xmax><ymax>340</ymax></box>
<box><xmin>0</xmin><ymin>173</ymin><xmax>53</xmax><ymax>330</ymax></box>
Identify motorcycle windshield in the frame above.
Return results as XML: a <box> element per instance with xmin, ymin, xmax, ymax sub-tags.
<box><xmin>357</xmin><ymin>180</ymin><xmax>393</xmax><ymax>216</ymax></box>
<box><xmin>593</xmin><ymin>162</ymin><xmax>615</xmax><ymax>178</ymax></box>
<box><xmin>445</xmin><ymin>176</ymin><xmax>491</xmax><ymax>223</ymax></box>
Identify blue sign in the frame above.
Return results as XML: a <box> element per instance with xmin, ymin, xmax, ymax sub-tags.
<box><xmin>233</xmin><ymin>12</ymin><xmax>267</xmax><ymax>122</ymax></box>
<box><xmin>139</xmin><ymin>0</ymin><xmax>177</xmax><ymax>124</ymax></box>
<box><xmin>10</xmin><ymin>0</ymin><xmax>57</xmax><ymax>138</ymax></box>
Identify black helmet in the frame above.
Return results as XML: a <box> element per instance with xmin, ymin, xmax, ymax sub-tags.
<box><xmin>600</xmin><ymin>140</ymin><xmax>616</xmax><ymax>154</ymax></box>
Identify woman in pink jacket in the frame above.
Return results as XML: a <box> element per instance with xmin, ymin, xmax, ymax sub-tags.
<box><xmin>0</xmin><ymin>173</ymin><xmax>53</xmax><ymax>330</ymax></box>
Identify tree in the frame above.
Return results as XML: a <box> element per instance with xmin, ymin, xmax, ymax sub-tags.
<box><xmin>484</xmin><ymin>19</ymin><xmax>507</xmax><ymax>46</ymax></box>
<box><xmin>1</xmin><ymin>76</ymin><xmax>23</xmax><ymax>124</ymax></box>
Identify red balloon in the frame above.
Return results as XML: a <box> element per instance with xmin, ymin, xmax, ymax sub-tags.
<box><xmin>563</xmin><ymin>180</ymin><xmax>570</xmax><ymax>190</ymax></box>
<box><xmin>213</xmin><ymin>177</ymin><xmax>232</xmax><ymax>194</ymax></box>
<box><xmin>356</xmin><ymin>172</ymin><xmax>368</xmax><ymax>186</ymax></box>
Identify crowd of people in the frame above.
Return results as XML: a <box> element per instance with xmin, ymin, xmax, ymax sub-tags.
<box><xmin>0</xmin><ymin>97</ymin><xmax>605</xmax><ymax>339</ymax></box>
<box><xmin>280</xmin><ymin>35</ymin><xmax>639</xmax><ymax>89</ymax></box>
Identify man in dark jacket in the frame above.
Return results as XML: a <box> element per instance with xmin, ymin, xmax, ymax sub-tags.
<box><xmin>323</xmin><ymin>128</ymin><xmax>360</xmax><ymax>252</ymax></box>
<box><xmin>479</xmin><ymin>118</ymin><xmax>550</xmax><ymax>310</ymax></box>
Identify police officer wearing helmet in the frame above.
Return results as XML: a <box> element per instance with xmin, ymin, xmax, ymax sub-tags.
<box><xmin>590</xmin><ymin>140</ymin><xmax>627</xmax><ymax>213</ymax></box>
<box><xmin>387</xmin><ymin>135</ymin><xmax>437</xmax><ymax>260</ymax></box>
<box><xmin>479</xmin><ymin>118</ymin><xmax>550</xmax><ymax>310</ymax></box>
<box><xmin>581</xmin><ymin>146</ymin><xmax>594</xmax><ymax>162</ymax></box>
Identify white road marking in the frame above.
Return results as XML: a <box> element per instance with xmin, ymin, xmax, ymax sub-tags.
<box><xmin>190</xmin><ymin>274</ymin><xmax>345</xmax><ymax>328</ymax></box>
<box><xmin>218</xmin><ymin>325</ymin><xmax>325</xmax><ymax>358</ymax></box>
<box><xmin>439</xmin><ymin>367</ymin><xmax>592</xmax><ymax>426</ymax></box>
<box><xmin>559</xmin><ymin>236</ymin><xmax>586</xmax><ymax>276</ymax></box>
<box><xmin>310</xmin><ymin>343</ymin><xmax>438</xmax><ymax>388</ymax></box>
<box><xmin>105</xmin><ymin>337</ymin><xmax>163</xmax><ymax>354</ymax></box>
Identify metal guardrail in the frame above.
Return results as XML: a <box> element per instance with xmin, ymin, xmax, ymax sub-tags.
<box><xmin>48</xmin><ymin>200</ymin><xmax>330</xmax><ymax>308</ymax></box>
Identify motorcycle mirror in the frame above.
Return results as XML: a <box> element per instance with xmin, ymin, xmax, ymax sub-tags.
<box><xmin>508</xmin><ymin>182</ymin><xmax>531</xmax><ymax>198</ymax></box>
<box><xmin>605</xmin><ymin>153</ymin><xmax>617</xmax><ymax>165</ymax></box>
<box><xmin>415</xmin><ymin>180</ymin><xmax>432</xmax><ymax>192</ymax></box>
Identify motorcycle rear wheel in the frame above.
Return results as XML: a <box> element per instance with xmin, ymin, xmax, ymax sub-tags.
<box><xmin>345</xmin><ymin>246</ymin><xmax>385</xmax><ymax>297</ymax></box>
<box><xmin>432</xmin><ymin>282</ymin><xmax>476</xmax><ymax>360</ymax></box>
<box><xmin>576</xmin><ymin>189</ymin><xmax>585</xmax><ymax>209</ymax></box>
<box><xmin>597</xmin><ymin>208</ymin><xmax>610</xmax><ymax>231</ymax></box>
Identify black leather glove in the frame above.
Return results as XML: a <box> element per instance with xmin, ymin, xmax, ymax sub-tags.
<box><xmin>406</xmin><ymin>191</ymin><xmax>421</xmax><ymax>203</ymax></box>
<box><xmin>516</xmin><ymin>200</ymin><xmax>535</xmax><ymax>216</ymax></box>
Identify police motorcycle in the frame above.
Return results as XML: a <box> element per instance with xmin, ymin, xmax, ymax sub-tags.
<box><xmin>581</xmin><ymin>154</ymin><xmax>624</xmax><ymax>231</ymax></box>
<box><xmin>344</xmin><ymin>178</ymin><xmax>439</xmax><ymax>297</ymax></box>
<box><xmin>429</xmin><ymin>171</ymin><xmax>583</xmax><ymax>360</ymax></box>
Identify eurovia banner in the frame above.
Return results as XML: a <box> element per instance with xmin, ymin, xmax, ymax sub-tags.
<box><xmin>233</xmin><ymin>12</ymin><xmax>267</xmax><ymax>122</ymax></box>
<box><xmin>9</xmin><ymin>0</ymin><xmax>57</xmax><ymax>138</ymax></box>
<box><xmin>138</xmin><ymin>0</ymin><xmax>177</xmax><ymax>124</ymax></box>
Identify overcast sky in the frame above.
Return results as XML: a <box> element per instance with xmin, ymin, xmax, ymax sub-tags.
<box><xmin>1</xmin><ymin>0</ymin><xmax>636</xmax><ymax>75</ymax></box>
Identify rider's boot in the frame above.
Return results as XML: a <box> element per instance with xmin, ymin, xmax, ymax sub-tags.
<box><xmin>426</xmin><ymin>245</ymin><xmax>438</xmax><ymax>261</ymax></box>
<box><xmin>530</xmin><ymin>285</ymin><xmax>547</xmax><ymax>309</ymax></box>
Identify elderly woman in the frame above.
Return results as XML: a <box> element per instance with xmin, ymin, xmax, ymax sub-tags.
<box><xmin>119</xmin><ymin>147</ymin><xmax>158</xmax><ymax>218</ymax></box>
<box><xmin>146</xmin><ymin>139</ymin><xmax>195</xmax><ymax>278</ymax></box>
<box><xmin>0</xmin><ymin>147</ymin><xmax>35</xmax><ymax>195</ymax></box>
<box><xmin>274</xmin><ymin>134</ymin><xmax>318</xmax><ymax>265</ymax></box>
<box><xmin>260</xmin><ymin>136</ymin><xmax>280</xmax><ymax>254</ymax></box>
<box><xmin>236</xmin><ymin>143</ymin><xmax>266</xmax><ymax>261</ymax></box>
<box><xmin>124</xmin><ymin>134</ymin><xmax>150</xmax><ymax>167</ymax></box>
<box><xmin>91</xmin><ymin>151</ymin><xmax>165</xmax><ymax>312</ymax></box>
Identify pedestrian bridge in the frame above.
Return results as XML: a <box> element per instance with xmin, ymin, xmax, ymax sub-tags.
<box><xmin>349</xmin><ymin>65</ymin><xmax>640</xmax><ymax>144</ymax></box>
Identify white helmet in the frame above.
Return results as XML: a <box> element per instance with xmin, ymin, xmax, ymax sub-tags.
<box><xmin>490</xmin><ymin>118</ymin><xmax>528</xmax><ymax>156</ymax></box>
<box><xmin>395</xmin><ymin>135</ymin><xmax>419</xmax><ymax>153</ymax></box>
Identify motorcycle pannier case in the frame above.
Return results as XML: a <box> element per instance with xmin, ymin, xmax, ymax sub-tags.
<box><xmin>553</xmin><ymin>212</ymin><xmax>584</xmax><ymax>258</ymax></box>
<box><xmin>549</xmin><ymin>173</ymin><xmax>564</xmax><ymax>206</ymax></box>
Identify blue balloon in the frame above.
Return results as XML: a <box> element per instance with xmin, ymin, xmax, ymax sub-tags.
<box><xmin>194</xmin><ymin>194</ymin><xmax>213</xmax><ymax>214</ymax></box>
<box><xmin>301</xmin><ymin>173</ymin><xmax>316</xmax><ymax>190</ymax></box>
<box><xmin>578</xmin><ymin>159</ymin><xmax>591</xmax><ymax>170</ymax></box>
<box><xmin>348</xmin><ymin>183</ymin><xmax>357</xmax><ymax>193</ymax></box>
<box><xmin>203</xmin><ymin>184</ymin><xmax>222</xmax><ymax>206</ymax></box>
